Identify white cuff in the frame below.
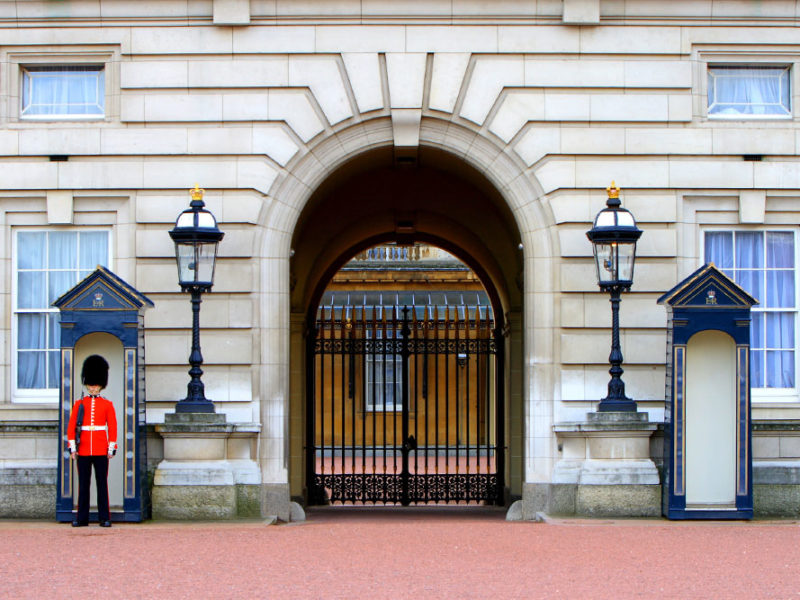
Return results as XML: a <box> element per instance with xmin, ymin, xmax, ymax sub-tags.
<box><xmin>68</xmin><ymin>440</ymin><xmax>76</xmax><ymax>453</ymax></box>
<box><xmin>108</xmin><ymin>442</ymin><xmax>117</xmax><ymax>452</ymax></box>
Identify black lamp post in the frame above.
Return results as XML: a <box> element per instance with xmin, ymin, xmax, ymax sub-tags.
<box><xmin>169</xmin><ymin>185</ymin><xmax>224</xmax><ymax>413</ymax></box>
<box><xmin>586</xmin><ymin>182</ymin><xmax>642</xmax><ymax>412</ymax></box>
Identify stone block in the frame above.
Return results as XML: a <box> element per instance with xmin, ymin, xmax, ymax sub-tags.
<box><xmin>213</xmin><ymin>0</ymin><xmax>250</xmax><ymax>25</ymax></box>
<box><xmin>563</xmin><ymin>0</ymin><xmax>599</xmax><ymax>23</ymax></box>
<box><xmin>237</xmin><ymin>484</ymin><xmax>261</xmax><ymax>517</ymax></box>
<box><xmin>290</xmin><ymin>55</ymin><xmax>352</xmax><ymax>125</ymax></box>
<box><xmin>669</xmin><ymin>159</ymin><xmax>753</xmax><ymax>189</ymax></box>
<box><xmin>261</xmin><ymin>482</ymin><xmax>291</xmax><ymax>522</ymax></box>
<box><xmin>580</xmin><ymin>26</ymin><xmax>681</xmax><ymax>55</ymax></box>
<box><xmin>739</xmin><ymin>190</ymin><xmax>766</xmax><ymax>224</ymax></box>
<box><xmin>407</xmin><ymin>24</ymin><xmax>498</xmax><ymax>52</ymax></box>
<box><xmin>121</xmin><ymin>61</ymin><xmax>188</xmax><ymax>88</ymax></box>
<box><xmin>499</xmin><ymin>25</ymin><xmax>580</xmax><ymax>53</ymax></box>
<box><xmin>0</xmin><ymin>484</ymin><xmax>54</xmax><ymax>518</ymax></box>
<box><xmin>592</xmin><ymin>94</ymin><xmax>670</xmax><ymax>122</ymax></box>
<box><xmin>461</xmin><ymin>55</ymin><xmax>524</xmax><ymax>125</ymax></box>
<box><xmin>575</xmin><ymin>484</ymin><xmax>661</xmax><ymax>517</ymax></box>
<box><xmin>342</xmin><ymin>53</ymin><xmax>384</xmax><ymax>114</ymax></box>
<box><xmin>429</xmin><ymin>53</ymin><xmax>470</xmax><ymax>114</ymax></box>
<box><xmin>490</xmin><ymin>91</ymin><xmax>544</xmax><ymax>142</ymax></box>
<box><xmin>625</xmin><ymin>128</ymin><xmax>712</xmax><ymax>155</ymax></box>
<box><xmin>187</xmin><ymin>127</ymin><xmax>253</xmax><ymax>155</ymax></box>
<box><xmin>315</xmin><ymin>25</ymin><xmax>405</xmax><ymax>52</ymax></box>
<box><xmin>131</xmin><ymin>26</ymin><xmax>232</xmax><ymax>55</ymax></box>
<box><xmin>513</xmin><ymin>125</ymin><xmax>559</xmax><ymax>165</ymax></box>
<box><xmin>385</xmin><ymin>53</ymin><xmax>427</xmax><ymax>109</ymax></box>
<box><xmin>47</xmin><ymin>190</ymin><xmax>73</xmax><ymax>224</ymax></box>
<box><xmin>101</xmin><ymin>128</ymin><xmax>188</xmax><ymax>155</ymax></box>
<box><xmin>544</xmin><ymin>93</ymin><xmax>590</xmax><ymax>121</ymax></box>
<box><xmin>152</xmin><ymin>484</ymin><xmax>236</xmax><ymax>519</ymax></box>
<box><xmin>752</xmin><ymin>435</ymin><xmax>780</xmax><ymax>459</ymax></box>
<box><xmin>528</xmin><ymin>59</ymin><xmax>622</xmax><ymax>88</ymax></box>
<box><xmin>523</xmin><ymin>482</ymin><xmax>555</xmax><ymax>518</ymax></box>
<box><xmin>163</xmin><ymin>437</ymin><xmax>227</xmax><ymax>461</ymax></box>
<box><xmin>624</xmin><ymin>60</ymin><xmax>692</xmax><ymax>88</ymax></box>
<box><xmin>144</xmin><ymin>94</ymin><xmax>223</xmax><ymax>122</ymax></box>
<box><xmin>754</xmin><ymin>484</ymin><xmax>800</xmax><ymax>517</ymax></box>
<box><xmin>19</xmin><ymin>128</ymin><xmax>101</xmax><ymax>156</ymax></box>
<box><xmin>268</xmin><ymin>90</ymin><xmax>324</xmax><ymax>142</ymax></box>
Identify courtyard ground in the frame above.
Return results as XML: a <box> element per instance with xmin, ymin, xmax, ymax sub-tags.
<box><xmin>1</xmin><ymin>506</ymin><xmax>798</xmax><ymax>598</ymax></box>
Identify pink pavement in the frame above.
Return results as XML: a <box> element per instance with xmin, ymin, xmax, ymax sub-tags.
<box><xmin>1</xmin><ymin>506</ymin><xmax>799</xmax><ymax>599</ymax></box>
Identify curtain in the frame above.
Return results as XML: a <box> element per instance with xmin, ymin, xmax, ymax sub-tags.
<box><xmin>22</xmin><ymin>67</ymin><xmax>104</xmax><ymax>116</ymax></box>
<box><xmin>16</xmin><ymin>231</ymin><xmax>108</xmax><ymax>390</ymax></box>
<box><xmin>708</xmin><ymin>67</ymin><xmax>790</xmax><ymax>116</ymax></box>
<box><xmin>706</xmin><ymin>230</ymin><xmax>796</xmax><ymax>389</ymax></box>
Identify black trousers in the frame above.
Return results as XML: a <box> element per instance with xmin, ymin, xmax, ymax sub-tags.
<box><xmin>76</xmin><ymin>455</ymin><xmax>110</xmax><ymax>523</ymax></box>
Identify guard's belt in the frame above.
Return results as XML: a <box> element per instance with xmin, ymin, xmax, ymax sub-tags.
<box><xmin>81</xmin><ymin>425</ymin><xmax>107</xmax><ymax>431</ymax></box>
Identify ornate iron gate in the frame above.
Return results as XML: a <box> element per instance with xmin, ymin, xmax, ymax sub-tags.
<box><xmin>306</xmin><ymin>304</ymin><xmax>504</xmax><ymax>505</ymax></box>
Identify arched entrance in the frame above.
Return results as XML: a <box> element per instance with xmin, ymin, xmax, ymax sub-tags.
<box><xmin>289</xmin><ymin>145</ymin><xmax>525</xmax><ymax>506</ymax></box>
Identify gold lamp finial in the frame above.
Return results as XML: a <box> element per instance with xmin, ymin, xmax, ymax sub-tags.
<box><xmin>190</xmin><ymin>184</ymin><xmax>204</xmax><ymax>201</ymax></box>
<box><xmin>606</xmin><ymin>181</ymin><xmax>620</xmax><ymax>199</ymax></box>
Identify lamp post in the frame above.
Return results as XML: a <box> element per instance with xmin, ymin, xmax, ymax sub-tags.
<box><xmin>169</xmin><ymin>185</ymin><xmax>224</xmax><ymax>413</ymax></box>
<box><xmin>586</xmin><ymin>182</ymin><xmax>642</xmax><ymax>412</ymax></box>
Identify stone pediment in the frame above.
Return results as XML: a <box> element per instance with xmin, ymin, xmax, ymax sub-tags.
<box><xmin>657</xmin><ymin>263</ymin><xmax>758</xmax><ymax>309</ymax></box>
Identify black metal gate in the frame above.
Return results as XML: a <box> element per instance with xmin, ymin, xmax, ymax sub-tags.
<box><xmin>306</xmin><ymin>304</ymin><xmax>504</xmax><ymax>505</ymax></box>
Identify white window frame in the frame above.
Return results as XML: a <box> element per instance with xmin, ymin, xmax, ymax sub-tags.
<box><xmin>707</xmin><ymin>64</ymin><xmax>792</xmax><ymax>119</ymax></box>
<box><xmin>702</xmin><ymin>228</ymin><xmax>799</xmax><ymax>403</ymax></box>
<box><xmin>20</xmin><ymin>64</ymin><xmax>106</xmax><ymax>119</ymax></box>
<box><xmin>3</xmin><ymin>48</ymin><xmax>118</xmax><ymax>123</ymax></box>
<box><xmin>12</xmin><ymin>228</ymin><xmax>112</xmax><ymax>404</ymax></box>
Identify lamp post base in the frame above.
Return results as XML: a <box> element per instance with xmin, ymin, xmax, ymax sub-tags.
<box><xmin>597</xmin><ymin>398</ymin><xmax>638</xmax><ymax>412</ymax></box>
<box><xmin>174</xmin><ymin>399</ymin><xmax>216</xmax><ymax>413</ymax></box>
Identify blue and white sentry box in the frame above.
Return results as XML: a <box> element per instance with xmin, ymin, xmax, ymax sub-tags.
<box><xmin>658</xmin><ymin>263</ymin><xmax>757</xmax><ymax>520</ymax></box>
<box><xmin>54</xmin><ymin>266</ymin><xmax>154</xmax><ymax>523</ymax></box>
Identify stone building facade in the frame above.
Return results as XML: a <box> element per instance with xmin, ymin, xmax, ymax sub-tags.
<box><xmin>0</xmin><ymin>0</ymin><xmax>799</xmax><ymax>520</ymax></box>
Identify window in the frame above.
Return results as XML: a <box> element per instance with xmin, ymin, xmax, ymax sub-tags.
<box><xmin>21</xmin><ymin>65</ymin><xmax>105</xmax><ymax>118</ymax></box>
<box><xmin>365</xmin><ymin>328</ymin><xmax>402</xmax><ymax>412</ymax></box>
<box><xmin>707</xmin><ymin>65</ymin><xmax>791</xmax><ymax>117</ymax></box>
<box><xmin>705</xmin><ymin>231</ymin><xmax>797</xmax><ymax>391</ymax></box>
<box><xmin>14</xmin><ymin>230</ymin><xmax>109</xmax><ymax>399</ymax></box>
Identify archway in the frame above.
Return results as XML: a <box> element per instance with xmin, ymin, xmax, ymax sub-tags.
<box><xmin>289</xmin><ymin>145</ymin><xmax>525</xmax><ymax>505</ymax></box>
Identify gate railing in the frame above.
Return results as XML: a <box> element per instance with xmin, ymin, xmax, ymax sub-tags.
<box><xmin>307</xmin><ymin>304</ymin><xmax>504</xmax><ymax>505</ymax></box>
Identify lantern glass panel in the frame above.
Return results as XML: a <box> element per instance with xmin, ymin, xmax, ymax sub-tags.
<box><xmin>175</xmin><ymin>241</ymin><xmax>218</xmax><ymax>287</ymax></box>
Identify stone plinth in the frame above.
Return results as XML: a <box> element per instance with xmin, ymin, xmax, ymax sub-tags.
<box><xmin>152</xmin><ymin>412</ymin><xmax>261</xmax><ymax>520</ymax></box>
<box><xmin>551</xmin><ymin>411</ymin><xmax>660</xmax><ymax>517</ymax></box>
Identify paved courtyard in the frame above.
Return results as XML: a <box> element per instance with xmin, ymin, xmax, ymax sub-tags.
<box><xmin>1</xmin><ymin>507</ymin><xmax>799</xmax><ymax>599</ymax></box>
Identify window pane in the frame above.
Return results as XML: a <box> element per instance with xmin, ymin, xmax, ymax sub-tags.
<box><xmin>48</xmin><ymin>350</ymin><xmax>60</xmax><ymax>389</ymax></box>
<box><xmin>735</xmin><ymin>232</ymin><xmax>763</xmax><ymax>269</ymax></box>
<box><xmin>767</xmin><ymin>271</ymin><xmax>795</xmax><ymax>308</ymax></box>
<box><xmin>750</xmin><ymin>349</ymin><xmax>765</xmax><ymax>388</ymax></box>
<box><xmin>49</xmin><ymin>231</ymin><xmax>77</xmax><ymax>269</ymax></box>
<box><xmin>735</xmin><ymin>270</ymin><xmax>762</xmax><ymax>303</ymax></box>
<box><xmin>48</xmin><ymin>313</ymin><xmax>61</xmax><ymax>349</ymax></box>
<box><xmin>17</xmin><ymin>272</ymin><xmax>47</xmax><ymax>309</ymax></box>
<box><xmin>767</xmin><ymin>232</ymin><xmax>794</xmax><ymax>268</ymax></box>
<box><xmin>18</xmin><ymin>314</ymin><xmax>47</xmax><ymax>349</ymax></box>
<box><xmin>17</xmin><ymin>232</ymin><xmax>46</xmax><ymax>269</ymax></box>
<box><xmin>751</xmin><ymin>312</ymin><xmax>765</xmax><ymax>348</ymax></box>
<box><xmin>705</xmin><ymin>231</ymin><xmax>733</xmax><ymax>269</ymax></box>
<box><xmin>766</xmin><ymin>351</ymin><xmax>795</xmax><ymax>388</ymax></box>
<box><xmin>18</xmin><ymin>352</ymin><xmax>46</xmax><ymax>389</ymax></box>
<box><xmin>79</xmin><ymin>230</ymin><xmax>109</xmax><ymax>270</ymax></box>
<box><xmin>766</xmin><ymin>313</ymin><xmax>795</xmax><ymax>349</ymax></box>
<box><xmin>49</xmin><ymin>270</ymin><xmax>77</xmax><ymax>304</ymax></box>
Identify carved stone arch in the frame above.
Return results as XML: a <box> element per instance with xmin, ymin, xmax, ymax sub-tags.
<box><xmin>254</xmin><ymin>115</ymin><xmax>557</xmax><ymax>515</ymax></box>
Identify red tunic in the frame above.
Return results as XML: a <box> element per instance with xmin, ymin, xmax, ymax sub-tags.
<box><xmin>67</xmin><ymin>395</ymin><xmax>118</xmax><ymax>456</ymax></box>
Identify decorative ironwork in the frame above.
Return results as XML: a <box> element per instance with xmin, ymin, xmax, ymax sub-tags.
<box><xmin>307</xmin><ymin>304</ymin><xmax>504</xmax><ymax>506</ymax></box>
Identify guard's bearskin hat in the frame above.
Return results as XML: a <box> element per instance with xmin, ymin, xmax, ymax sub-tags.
<box><xmin>81</xmin><ymin>354</ymin><xmax>109</xmax><ymax>388</ymax></box>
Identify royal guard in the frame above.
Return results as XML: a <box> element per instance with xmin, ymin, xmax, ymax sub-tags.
<box><xmin>67</xmin><ymin>355</ymin><xmax>118</xmax><ymax>527</ymax></box>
